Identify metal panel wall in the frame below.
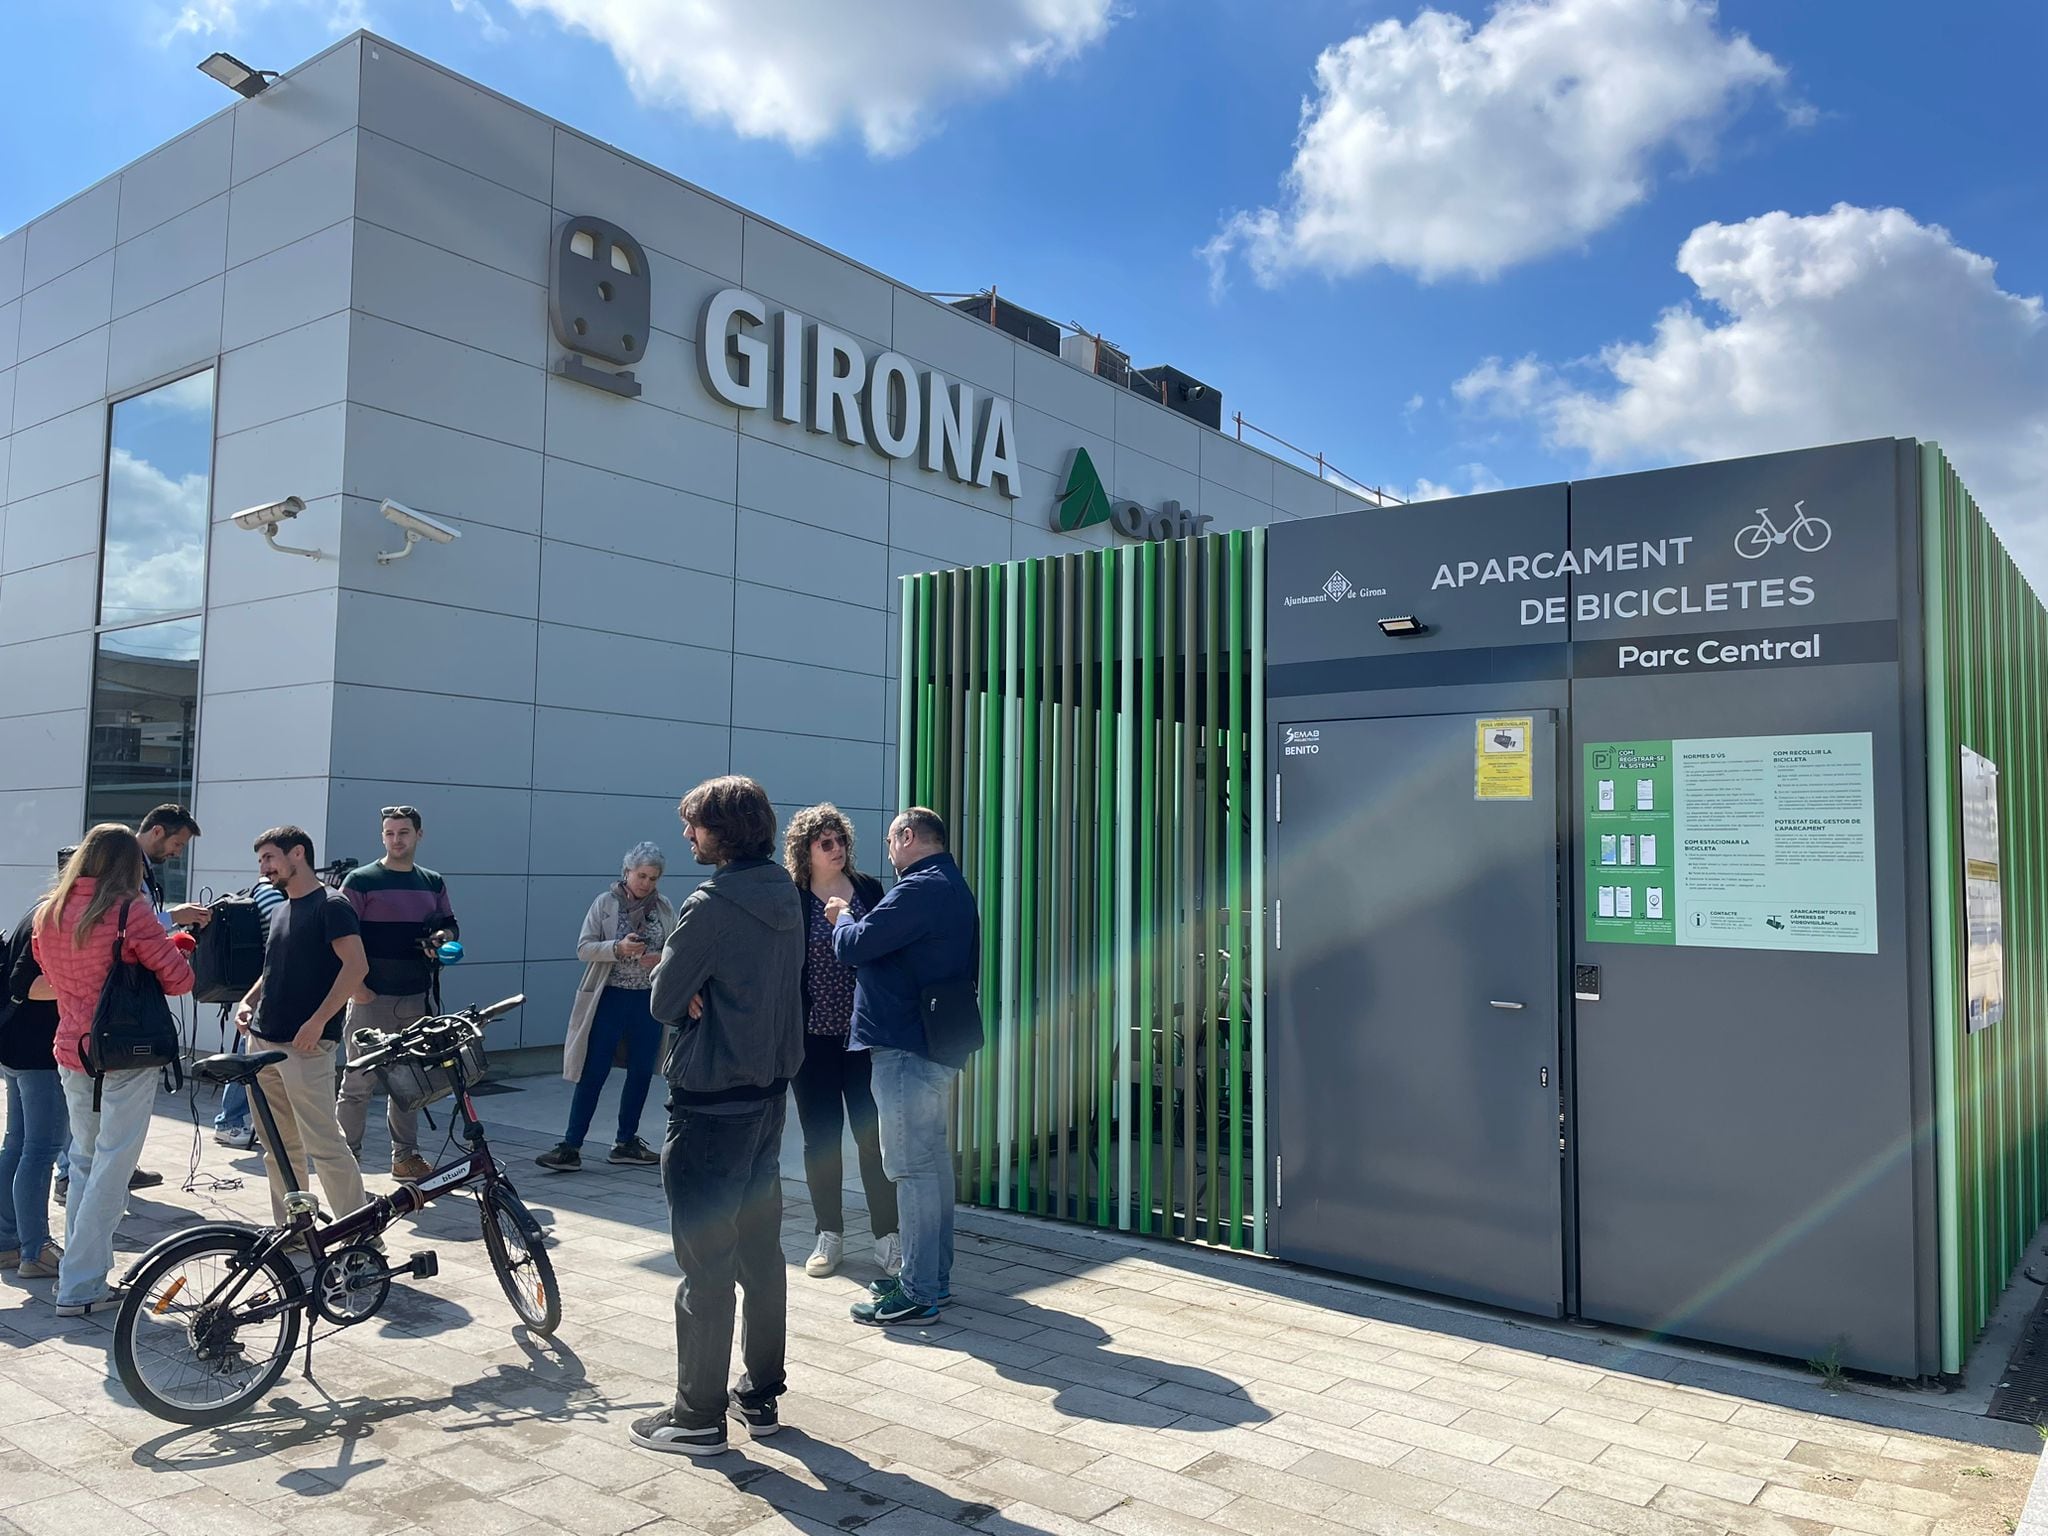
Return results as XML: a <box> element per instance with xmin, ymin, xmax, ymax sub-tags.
<box><xmin>898</xmin><ymin>534</ymin><xmax>1269</xmax><ymax>1249</ymax></box>
<box><xmin>1924</xmin><ymin>444</ymin><xmax>2048</xmax><ymax>1370</ymax></box>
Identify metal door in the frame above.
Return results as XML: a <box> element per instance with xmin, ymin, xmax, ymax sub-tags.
<box><xmin>1271</xmin><ymin>711</ymin><xmax>1564</xmax><ymax>1315</ymax></box>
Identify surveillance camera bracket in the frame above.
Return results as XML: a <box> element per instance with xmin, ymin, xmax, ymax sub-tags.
<box><xmin>260</xmin><ymin>522</ymin><xmax>324</xmax><ymax>561</ymax></box>
<box><xmin>376</xmin><ymin>529</ymin><xmax>427</xmax><ymax>565</ymax></box>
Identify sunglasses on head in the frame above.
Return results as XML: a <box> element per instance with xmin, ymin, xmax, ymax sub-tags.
<box><xmin>381</xmin><ymin>806</ymin><xmax>420</xmax><ymax>822</ymax></box>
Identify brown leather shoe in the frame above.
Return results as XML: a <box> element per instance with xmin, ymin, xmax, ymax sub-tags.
<box><xmin>391</xmin><ymin>1155</ymin><xmax>433</xmax><ymax>1182</ymax></box>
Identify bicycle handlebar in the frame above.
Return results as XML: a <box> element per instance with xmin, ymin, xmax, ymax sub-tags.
<box><xmin>345</xmin><ymin>993</ymin><xmax>526</xmax><ymax>1071</ymax></box>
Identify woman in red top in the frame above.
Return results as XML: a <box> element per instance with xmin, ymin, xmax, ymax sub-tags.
<box><xmin>31</xmin><ymin>825</ymin><xmax>194</xmax><ymax>1315</ymax></box>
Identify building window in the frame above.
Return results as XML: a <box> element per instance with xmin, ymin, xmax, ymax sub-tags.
<box><xmin>87</xmin><ymin>371</ymin><xmax>213</xmax><ymax>898</ymax></box>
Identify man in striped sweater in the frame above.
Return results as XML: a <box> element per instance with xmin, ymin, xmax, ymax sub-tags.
<box><xmin>335</xmin><ymin>806</ymin><xmax>459</xmax><ymax>1182</ymax></box>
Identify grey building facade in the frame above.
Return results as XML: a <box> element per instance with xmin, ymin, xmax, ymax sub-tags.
<box><xmin>0</xmin><ymin>33</ymin><xmax>1364</xmax><ymax>1051</ymax></box>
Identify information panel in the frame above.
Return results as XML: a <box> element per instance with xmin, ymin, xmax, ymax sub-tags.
<box><xmin>1585</xmin><ymin>732</ymin><xmax>1878</xmax><ymax>953</ymax></box>
<box><xmin>1962</xmin><ymin>746</ymin><xmax>2005</xmax><ymax>1032</ymax></box>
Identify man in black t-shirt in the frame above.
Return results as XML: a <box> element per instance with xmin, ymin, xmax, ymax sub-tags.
<box><xmin>236</xmin><ymin>826</ymin><xmax>371</xmax><ymax>1225</ymax></box>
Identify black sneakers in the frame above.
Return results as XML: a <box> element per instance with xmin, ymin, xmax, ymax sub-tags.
<box><xmin>607</xmin><ymin>1138</ymin><xmax>659</xmax><ymax>1166</ymax></box>
<box><xmin>535</xmin><ymin>1144</ymin><xmax>581</xmax><ymax>1172</ymax></box>
<box><xmin>629</xmin><ymin>1411</ymin><xmax>726</xmax><ymax>1456</ymax></box>
<box><xmin>728</xmin><ymin>1391</ymin><xmax>779</xmax><ymax>1436</ymax></box>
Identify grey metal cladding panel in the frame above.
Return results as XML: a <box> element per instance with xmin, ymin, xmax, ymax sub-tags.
<box><xmin>117</xmin><ymin>115</ymin><xmax>235</xmax><ymax>243</ymax></box>
<box><xmin>0</xmin><ymin>553</ymin><xmax>96</xmax><ymax>645</ymax></box>
<box><xmin>0</xmin><ymin>791</ymin><xmax>86</xmax><ymax>866</ymax></box>
<box><xmin>10</xmin><ymin>328</ymin><xmax>107</xmax><ymax>434</ymax></box>
<box><xmin>206</xmin><ymin>494</ymin><xmax>343</xmax><ymax>608</ymax></box>
<box><xmin>1265</xmin><ymin>483</ymin><xmax>1571</xmax><ymax>668</ymax></box>
<box><xmin>0</xmin><ymin>300</ymin><xmax>18</xmax><ymax>373</ymax></box>
<box><xmin>347</xmin><ymin>313</ymin><xmax>545</xmax><ymax>451</ymax></box>
<box><xmin>335</xmin><ymin>497</ymin><xmax>541</xmax><ymax>620</ymax></box>
<box><xmin>216</xmin><ymin>310</ymin><xmax>350</xmax><ymax>437</ymax></box>
<box><xmin>527</xmin><ymin>794</ymin><xmax>687</xmax><ymax>878</ymax></box>
<box><xmin>112</xmin><ymin>195</ymin><xmax>229</xmax><ymax>319</ymax></box>
<box><xmin>621</xmin><ymin>320</ymin><xmax>741</xmax><ymax>432</ymax></box>
<box><xmin>1014</xmin><ymin>344</ymin><xmax>1115</xmax><ymax>437</ymax></box>
<box><xmin>885</xmin><ymin>444</ymin><xmax>1047</xmax><ymax>523</ymax></box>
<box><xmin>6</xmin><ymin>405</ymin><xmax>103</xmax><ymax>504</ymax></box>
<box><xmin>535</xmin><ymin>623</ymin><xmax>733</xmax><ymax>723</ymax></box>
<box><xmin>1111</xmin><ymin>445</ymin><xmax>1199</xmax><ymax>513</ymax></box>
<box><xmin>225</xmin><ymin>131</ymin><xmax>358</xmax><ymax>269</ymax></box>
<box><xmin>16</xmin><ymin>252</ymin><xmax>113</xmax><ymax>361</ymax></box>
<box><xmin>0</xmin><ymin>632</ymin><xmax>92</xmax><ymax>718</ymax></box>
<box><xmin>203</xmin><ymin>591</ymin><xmax>340</xmax><ymax>694</ymax></box>
<box><xmin>552</xmin><ymin>130</ymin><xmax>743</xmax><ymax>282</ymax></box>
<box><xmin>539</xmin><ymin>538</ymin><xmax>735</xmax><ymax>652</ymax></box>
<box><xmin>0</xmin><ymin>231</ymin><xmax>24</xmax><ymax>305</ymax></box>
<box><xmin>1113</xmin><ymin>383</ymin><xmax>1200</xmax><ymax>471</ymax></box>
<box><xmin>107</xmin><ymin>278</ymin><xmax>224</xmax><ymax>400</ymax></box>
<box><xmin>730</xmin><ymin>727</ymin><xmax>885</xmax><ymax>813</ymax></box>
<box><xmin>358</xmin><ymin>40</ymin><xmax>553</xmax><ymax>200</ymax></box>
<box><xmin>329</xmin><ymin>778</ymin><xmax>534</xmax><ymax>874</ymax></box>
<box><xmin>1200</xmin><ymin>430</ymin><xmax>1276</xmax><ymax>503</ymax></box>
<box><xmin>353</xmin><ymin>223</ymin><xmax>546</xmax><ymax>368</ymax></box>
<box><xmin>356</xmin><ymin>131</ymin><xmax>552</xmax><ymax>284</ymax></box>
<box><xmin>740</xmin><ymin>218</ymin><xmax>891</xmax><ymax>349</ymax></box>
<box><xmin>329</xmin><ymin>684</ymin><xmax>533</xmax><ymax>787</ymax></box>
<box><xmin>1568</xmin><ymin>438</ymin><xmax>1902</xmax><ymax>638</ymax></box>
<box><xmin>730</xmin><ymin>655</ymin><xmax>885</xmax><ymax>742</ymax></box>
<box><xmin>347</xmin><ymin>405</ymin><xmax>542</xmax><ymax>536</ymax></box>
<box><xmin>1571</xmin><ymin>661</ymin><xmax>1920</xmax><ymax>1375</ymax></box>
<box><xmin>645</xmin><ymin>249</ymin><xmax>730</xmax><ymax>346</ymax></box>
<box><xmin>890</xmin><ymin>290</ymin><xmax>1017</xmax><ymax>401</ymax></box>
<box><xmin>334</xmin><ymin>591</ymin><xmax>536</xmax><ymax>703</ymax></box>
<box><xmin>0</xmin><ymin>712</ymin><xmax>87</xmax><ymax>794</ymax></box>
<box><xmin>22</xmin><ymin>180</ymin><xmax>119</xmax><ymax>293</ymax></box>
<box><xmin>543</xmin><ymin>374</ymin><xmax>737</xmax><ymax>497</ymax></box>
<box><xmin>1271</xmin><ymin>463</ymin><xmax>1340</xmax><ymax>522</ymax></box>
<box><xmin>887</xmin><ymin>480</ymin><xmax>1011</xmax><ymax>572</ymax></box>
<box><xmin>229</xmin><ymin>40</ymin><xmax>364</xmax><ymax>186</ymax></box>
<box><xmin>222</xmin><ymin>222</ymin><xmax>353</xmax><ymax>353</ymax></box>
<box><xmin>736</xmin><ymin>506</ymin><xmax>887</xmax><ymax>600</ymax></box>
<box><xmin>1197</xmin><ymin>478</ymin><xmax>1275</xmax><ymax>535</ymax></box>
<box><xmin>733</xmin><ymin>581</ymin><xmax>888</xmax><ymax>677</ymax></box>
<box><xmin>3</xmin><ymin>480</ymin><xmax>99</xmax><ymax>575</ymax></box>
<box><xmin>541</xmin><ymin>454</ymin><xmax>734</xmax><ymax>569</ymax></box>
<box><xmin>518</xmin><ymin>962</ymin><xmax>577</xmax><ymax>1048</ymax></box>
<box><xmin>1010</xmin><ymin>517</ymin><xmax>1109</xmax><ymax>563</ymax></box>
<box><xmin>213</xmin><ymin>402</ymin><xmax>349</xmax><ymax>518</ymax></box>
<box><xmin>736</xmin><ymin>434</ymin><xmax>888</xmax><ymax>546</ymax></box>
<box><xmin>532</xmin><ymin>708</ymin><xmax>729</xmax><ymax>796</ymax></box>
<box><xmin>0</xmin><ymin>369</ymin><xmax>12</xmax><ymax>451</ymax></box>
<box><xmin>1014</xmin><ymin>402</ymin><xmax>1111</xmax><ymax>479</ymax></box>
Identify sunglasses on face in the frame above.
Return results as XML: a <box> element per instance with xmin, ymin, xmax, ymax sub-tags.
<box><xmin>813</xmin><ymin>834</ymin><xmax>845</xmax><ymax>851</ymax></box>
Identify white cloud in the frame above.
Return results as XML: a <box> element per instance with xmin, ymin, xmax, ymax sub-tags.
<box><xmin>1206</xmin><ymin>0</ymin><xmax>1785</xmax><ymax>287</ymax></box>
<box><xmin>102</xmin><ymin>448</ymin><xmax>210</xmax><ymax>627</ymax></box>
<box><xmin>504</xmin><ymin>0</ymin><xmax>1116</xmax><ymax>155</ymax></box>
<box><xmin>1456</xmin><ymin>203</ymin><xmax>2048</xmax><ymax>587</ymax></box>
<box><xmin>1387</xmin><ymin>463</ymin><xmax>1506</xmax><ymax>503</ymax></box>
<box><xmin>163</xmin><ymin>0</ymin><xmax>369</xmax><ymax>42</ymax></box>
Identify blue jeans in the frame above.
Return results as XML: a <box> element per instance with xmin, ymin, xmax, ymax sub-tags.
<box><xmin>661</xmin><ymin>1096</ymin><xmax>787</xmax><ymax>1429</ymax></box>
<box><xmin>869</xmin><ymin>1047</ymin><xmax>958</xmax><ymax>1306</ymax></box>
<box><xmin>214</xmin><ymin>1028</ymin><xmax>249</xmax><ymax>1131</ymax></box>
<box><xmin>564</xmin><ymin>987</ymin><xmax>659</xmax><ymax>1149</ymax></box>
<box><xmin>0</xmin><ymin>1066</ymin><xmax>67</xmax><ymax>1257</ymax></box>
<box><xmin>56</xmin><ymin>1066</ymin><xmax>158</xmax><ymax>1305</ymax></box>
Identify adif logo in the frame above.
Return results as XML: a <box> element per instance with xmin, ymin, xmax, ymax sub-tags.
<box><xmin>1323</xmin><ymin>571</ymin><xmax>1353</xmax><ymax>602</ymax></box>
<box><xmin>1283</xmin><ymin>726</ymin><xmax>1322</xmax><ymax>757</ymax></box>
<box><xmin>1051</xmin><ymin>449</ymin><xmax>1215</xmax><ymax>542</ymax></box>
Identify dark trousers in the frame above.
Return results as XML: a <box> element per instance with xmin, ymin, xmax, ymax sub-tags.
<box><xmin>790</xmin><ymin>1031</ymin><xmax>898</xmax><ymax>1239</ymax></box>
<box><xmin>661</xmin><ymin>1096</ymin><xmax>787</xmax><ymax>1429</ymax></box>
<box><xmin>564</xmin><ymin>986</ymin><xmax>660</xmax><ymax>1150</ymax></box>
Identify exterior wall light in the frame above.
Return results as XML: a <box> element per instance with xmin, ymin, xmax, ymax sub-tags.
<box><xmin>1377</xmin><ymin>615</ymin><xmax>1428</xmax><ymax>636</ymax></box>
<box><xmin>197</xmin><ymin>52</ymin><xmax>276</xmax><ymax>97</ymax></box>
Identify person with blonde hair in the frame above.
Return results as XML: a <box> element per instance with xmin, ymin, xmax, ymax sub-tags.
<box><xmin>537</xmin><ymin>841</ymin><xmax>676</xmax><ymax>1172</ymax></box>
<box><xmin>782</xmin><ymin>805</ymin><xmax>897</xmax><ymax>1279</ymax></box>
<box><xmin>31</xmin><ymin>825</ymin><xmax>194</xmax><ymax>1315</ymax></box>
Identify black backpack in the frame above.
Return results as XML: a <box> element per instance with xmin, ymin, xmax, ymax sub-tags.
<box><xmin>191</xmin><ymin>890</ymin><xmax>266</xmax><ymax>1004</ymax></box>
<box><xmin>82</xmin><ymin>900</ymin><xmax>183</xmax><ymax>1108</ymax></box>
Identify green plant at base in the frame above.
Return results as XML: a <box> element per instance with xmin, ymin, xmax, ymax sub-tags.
<box><xmin>1806</xmin><ymin>1339</ymin><xmax>1850</xmax><ymax>1391</ymax></box>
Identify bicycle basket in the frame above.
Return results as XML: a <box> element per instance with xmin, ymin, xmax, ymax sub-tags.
<box><xmin>374</xmin><ymin>1033</ymin><xmax>488</xmax><ymax>1113</ymax></box>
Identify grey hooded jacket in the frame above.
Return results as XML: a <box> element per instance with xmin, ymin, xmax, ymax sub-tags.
<box><xmin>648</xmin><ymin>858</ymin><xmax>804</xmax><ymax>1101</ymax></box>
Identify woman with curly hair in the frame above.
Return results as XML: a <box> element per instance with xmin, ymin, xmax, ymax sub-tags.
<box><xmin>784</xmin><ymin>804</ymin><xmax>898</xmax><ymax>1278</ymax></box>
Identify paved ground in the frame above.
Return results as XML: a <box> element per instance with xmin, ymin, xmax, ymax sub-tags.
<box><xmin>0</xmin><ymin>1069</ymin><xmax>2038</xmax><ymax>1536</ymax></box>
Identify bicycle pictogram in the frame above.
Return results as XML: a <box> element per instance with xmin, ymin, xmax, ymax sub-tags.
<box><xmin>1734</xmin><ymin>499</ymin><xmax>1832</xmax><ymax>559</ymax></box>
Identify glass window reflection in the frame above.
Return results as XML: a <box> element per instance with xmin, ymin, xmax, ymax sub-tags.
<box><xmin>85</xmin><ymin>618</ymin><xmax>202</xmax><ymax>898</ymax></box>
<box><xmin>99</xmin><ymin>370</ymin><xmax>214</xmax><ymax>627</ymax></box>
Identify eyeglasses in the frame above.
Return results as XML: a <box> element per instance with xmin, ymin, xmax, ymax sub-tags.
<box><xmin>813</xmin><ymin>834</ymin><xmax>845</xmax><ymax>851</ymax></box>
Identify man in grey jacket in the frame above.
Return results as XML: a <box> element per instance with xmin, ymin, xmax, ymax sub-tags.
<box><xmin>631</xmin><ymin>775</ymin><xmax>804</xmax><ymax>1458</ymax></box>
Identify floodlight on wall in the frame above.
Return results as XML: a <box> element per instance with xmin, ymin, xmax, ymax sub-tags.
<box><xmin>1376</xmin><ymin>615</ymin><xmax>1428</xmax><ymax>637</ymax></box>
<box><xmin>376</xmin><ymin>499</ymin><xmax>461</xmax><ymax>565</ymax></box>
<box><xmin>232</xmin><ymin>496</ymin><xmax>322</xmax><ymax>560</ymax></box>
<box><xmin>197</xmin><ymin>52</ymin><xmax>276</xmax><ymax>97</ymax></box>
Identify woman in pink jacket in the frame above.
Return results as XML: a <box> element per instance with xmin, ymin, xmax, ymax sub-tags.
<box><xmin>31</xmin><ymin>825</ymin><xmax>194</xmax><ymax>1315</ymax></box>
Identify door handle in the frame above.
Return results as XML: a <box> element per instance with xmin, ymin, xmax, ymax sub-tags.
<box><xmin>1489</xmin><ymin>1001</ymin><xmax>1525</xmax><ymax>1011</ymax></box>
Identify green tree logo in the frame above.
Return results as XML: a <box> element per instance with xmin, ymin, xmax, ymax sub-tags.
<box><xmin>1052</xmin><ymin>448</ymin><xmax>1113</xmax><ymax>532</ymax></box>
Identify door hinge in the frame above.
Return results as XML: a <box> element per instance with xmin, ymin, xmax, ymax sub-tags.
<box><xmin>1273</xmin><ymin>898</ymin><xmax>1281</xmax><ymax>950</ymax></box>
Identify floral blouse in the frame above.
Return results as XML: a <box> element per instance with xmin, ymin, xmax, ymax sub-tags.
<box><xmin>801</xmin><ymin>886</ymin><xmax>870</xmax><ymax>1036</ymax></box>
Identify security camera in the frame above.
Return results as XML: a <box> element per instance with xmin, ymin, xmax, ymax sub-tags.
<box><xmin>375</xmin><ymin>499</ymin><xmax>462</xmax><ymax>565</ymax></box>
<box><xmin>231</xmin><ymin>496</ymin><xmax>306</xmax><ymax>531</ymax></box>
<box><xmin>231</xmin><ymin>495</ymin><xmax>322</xmax><ymax>559</ymax></box>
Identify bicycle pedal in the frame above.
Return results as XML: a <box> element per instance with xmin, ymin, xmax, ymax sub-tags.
<box><xmin>408</xmin><ymin>1251</ymin><xmax>439</xmax><ymax>1280</ymax></box>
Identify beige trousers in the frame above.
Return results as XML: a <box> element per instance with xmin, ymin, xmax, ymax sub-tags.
<box><xmin>255</xmin><ymin>1040</ymin><xmax>369</xmax><ymax>1227</ymax></box>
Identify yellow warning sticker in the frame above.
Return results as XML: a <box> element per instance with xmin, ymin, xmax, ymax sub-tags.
<box><xmin>1476</xmin><ymin>717</ymin><xmax>1534</xmax><ymax>801</ymax></box>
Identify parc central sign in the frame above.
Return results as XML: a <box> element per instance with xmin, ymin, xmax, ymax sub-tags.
<box><xmin>698</xmin><ymin>288</ymin><xmax>1023</xmax><ymax>500</ymax></box>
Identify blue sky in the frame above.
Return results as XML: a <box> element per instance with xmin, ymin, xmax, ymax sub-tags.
<box><xmin>5</xmin><ymin>0</ymin><xmax>2043</xmax><ymax>583</ymax></box>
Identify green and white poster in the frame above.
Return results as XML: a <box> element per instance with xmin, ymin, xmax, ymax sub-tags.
<box><xmin>1585</xmin><ymin>732</ymin><xmax>1878</xmax><ymax>954</ymax></box>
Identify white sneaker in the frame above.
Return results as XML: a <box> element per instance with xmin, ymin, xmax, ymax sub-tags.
<box><xmin>214</xmin><ymin>1126</ymin><xmax>255</xmax><ymax>1149</ymax></box>
<box><xmin>805</xmin><ymin>1232</ymin><xmax>842</xmax><ymax>1278</ymax></box>
<box><xmin>875</xmin><ymin>1232</ymin><xmax>903</xmax><ymax>1277</ymax></box>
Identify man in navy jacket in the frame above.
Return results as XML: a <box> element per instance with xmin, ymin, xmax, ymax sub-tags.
<box><xmin>827</xmin><ymin>807</ymin><xmax>977</xmax><ymax>1325</ymax></box>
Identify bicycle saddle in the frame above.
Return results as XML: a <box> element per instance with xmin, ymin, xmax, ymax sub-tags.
<box><xmin>193</xmin><ymin>1050</ymin><xmax>289</xmax><ymax>1084</ymax></box>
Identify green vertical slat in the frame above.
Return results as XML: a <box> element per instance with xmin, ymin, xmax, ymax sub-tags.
<box><xmin>1117</xmin><ymin>546</ymin><xmax>1138</xmax><ymax>1230</ymax></box>
<box><xmin>1097</xmin><ymin>550</ymin><xmax>1116</xmax><ymax>1225</ymax></box>
<box><xmin>1227</xmin><ymin>530</ymin><xmax>1246</xmax><ymax>1247</ymax></box>
<box><xmin>998</xmin><ymin>562</ymin><xmax>1021</xmax><ymax>1207</ymax></box>
<box><xmin>1181</xmin><ymin>536</ymin><xmax>1200</xmax><ymax>1240</ymax></box>
<box><xmin>981</xmin><ymin>567</ymin><xmax>1003</xmax><ymax>1204</ymax></box>
<box><xmin>1923</xmin><ymin>447</ymin><xmax>1963</xmax><ymax>1372</ymax></box>
<box><xmin>1203</xmin><ymin>534</ymin><xmax>1222</xmax><ymax>1245</ymax></box>
<box><xmin>1137</xmin><ymin>542</ymin><xmax>1157</xmax><ymax>1231</ymax></box>
<box><xmin>1250</xmin><ymin>529</ymin><xmax>1270</xmax><ymax>1252</ymax></box>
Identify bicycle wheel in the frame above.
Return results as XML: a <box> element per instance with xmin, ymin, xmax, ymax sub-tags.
<box><xmin>114</xmin><ymin>1228</ymin><xmax>303</xmax><ymax>1426</ymax></box>
<box><xmin>480</xmin><ymin>1183</ymin><xmax>561</xmax><ymax>1335</ymax></box>
<box><xmin>1733</xmin><ymin>523</ymin><xmax>1772</xmax><ymax>559</ymax></box>
<box><xmin>1793</xmin><ymin>515</ymin><xmax>1832</xmax><ymax>553</ymax></box>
